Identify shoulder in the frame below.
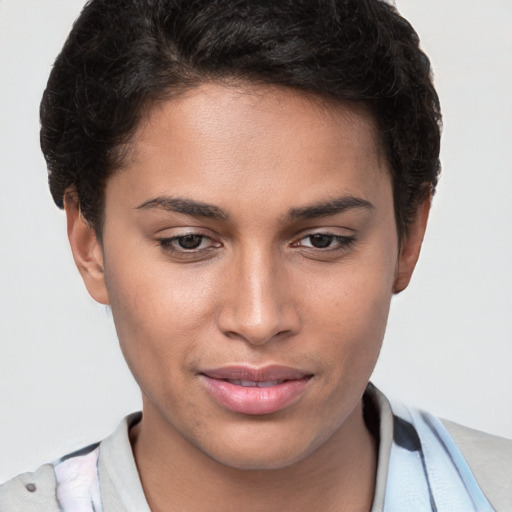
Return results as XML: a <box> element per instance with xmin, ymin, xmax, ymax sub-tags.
<box><xmin>0</xmin><ymin>414</ymin><xmax>141</xmax><ymax>512</ymax></box>
<box><xmin>0</xmin><ymin>463</ymin><xmax>61</xmax><ymax>512</ymax></box>
<box><xmin>0</xmin><ymin>442</ymin><xmax>101</xmax><ymax>512</ymax></box>
<box><xmin>441</xmin><ymin>418</ymin><xmax>512</xmax><ymax>511</ymax></box>
<box><xmin>370</xmin><ymin>384</ymin><xmax>512</xmax><ymax>512</ymax></box>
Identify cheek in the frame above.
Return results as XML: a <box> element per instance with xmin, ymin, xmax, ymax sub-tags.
<box><xmin>321</xmin><ymin>288</ymin><xmax>390</xmax><ymax>382</ymax></box>
<box><xmin>300</xmin><ymin>247</ymin><xmax>396</xmax><ymax>379</ymax></box>
<box><xmin>102</xmin><ymin>250</ymin><xmax>219</xmax><ymax>391</ymax></box>
<box><xmin>307</xmin><ymin>258</ymin><xmax>394</xmax><ymax>333</ymax></box>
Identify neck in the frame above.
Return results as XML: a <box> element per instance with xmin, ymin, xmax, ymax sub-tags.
<box><xmin>131</xmin><ymin>399</ymin><xmax>377</xmax><ymax>512</ymax></box>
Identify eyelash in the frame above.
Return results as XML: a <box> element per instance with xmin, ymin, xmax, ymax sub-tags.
<box><xmin>156</xmin><ymin>232</ymin><xmax>356</xmax><ymax>257</ymax></box>
<box><xmin>293</xmin><ymin>233</ymin><xmax>356</xmax><ymax>252</ymax></box>
<box><xmin>157</xmin><ymin>234</ymin><xmax>219</xmax><ymax>254</ymax></box>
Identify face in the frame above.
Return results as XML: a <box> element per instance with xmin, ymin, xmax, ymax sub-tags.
<box><xmin>69</xmin><ymin>83</ymin><xmax>425</xmax><ymax>471</ymax></box>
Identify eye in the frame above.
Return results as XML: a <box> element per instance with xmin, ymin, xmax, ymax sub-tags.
<box><xmin>157</xmin><ymin>233</ymin><xmax>220</xmax><ymax>253</ymax></box>
<box><xmin>294</xmin><ymin>233</ymin><xmax>356</xmax><ymax>251</ymax></box>
<box><xmin>175</xmin><ymin>234</ymin><xmax>205</xmax><ymax>250</ymax></box>
<box><xmin>304</xmin><ymin>234</ymin><xmax>336</xmax><ymax>249</ymax></box>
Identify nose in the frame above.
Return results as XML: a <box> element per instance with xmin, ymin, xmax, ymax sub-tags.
<box><xmin>216</xmin><ymin>248</ymin><xmax>301</xmax><ymax>346</ymax></box>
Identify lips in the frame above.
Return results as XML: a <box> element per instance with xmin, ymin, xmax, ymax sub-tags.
<box><xmin>199</xmin><ymin>365</ymin><xmax>313</xmax><ymax>415</ymax></box>
<box><xmin>224</xmin><ymin>379</ymin><xmax>284</xmax><ymax>388</ymax></box>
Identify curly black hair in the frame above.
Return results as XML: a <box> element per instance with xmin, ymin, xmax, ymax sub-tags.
<box><xmin>40</xmin><ymin>0</ymin><xmax>441</xmax><ymax>241</ymax></box>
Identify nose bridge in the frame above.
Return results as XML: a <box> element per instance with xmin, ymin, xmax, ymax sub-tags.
<box><xmin>218</xmin><ymin>242</ymin><xmax>297</xmax><ymax>345</ymax></box>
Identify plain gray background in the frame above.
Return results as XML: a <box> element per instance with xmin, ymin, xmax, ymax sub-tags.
<box><xmin>1</xmin><ymin>0</ymin><xmax>511</xmax><ymax>482</ymax></box>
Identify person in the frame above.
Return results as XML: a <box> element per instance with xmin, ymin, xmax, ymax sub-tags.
<box><xmin>0</xmin><ymin>0</ymin><xmax>510</xmax><ymax>511</ymax></box>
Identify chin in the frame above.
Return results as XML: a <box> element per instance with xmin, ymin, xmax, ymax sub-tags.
<box><xmin>212</xmin><ymin>450</ymin><xmax>307</xmax><ymax>472</ymax></box>
<box><xmin>199</xmin><ymin>428</ymin><xmax>322</xmax><ymax>472</ymax></box>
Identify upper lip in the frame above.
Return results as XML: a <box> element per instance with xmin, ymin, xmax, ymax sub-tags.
<box><xmin>200</xmin><ymin>365</ymin><xmax>312</xmax><ymax>382</ymax></box>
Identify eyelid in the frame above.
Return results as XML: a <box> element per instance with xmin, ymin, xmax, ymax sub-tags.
<box><xmin>291</xmin><ymin>226</ymin><xmax>354</xmax><ymax>239</ymax></box>
<box><xmin>155</xmin><ymin>230</ymin><xmax>223</xmax><ymax>257</ymax></box>
<box><xmin>291</xmin><ymin>230</ymin><xmax>357</xmax><ymax>252</ymax></box>
<box><xmin>164</xmin><ymin>234</ymin><xmax>215</xmax><ymax>247</ymax></box>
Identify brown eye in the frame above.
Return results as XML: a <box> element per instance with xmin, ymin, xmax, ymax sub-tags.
<box><xmin>294</xmin><ymin>233</ymin><xmax>356</xmax><ymax>253</ymax></box>
<box><xmin>177</xmin><ymin>235</ymin><xmax>204</xmax><ymax>249</ymax></box>
<box><xmin>156</xmin><ymin>233</ymin><xmax>222</xmax><ymax>261</ymax></box>
<box><xmin>158</xmin><ymin>233</ymin><xmax>221</xmax><ymax>255</ymax></box>
<box><xmin>308</xmin><ymin>234</ymin><xmax>334</xmax><ymax>248</ymax></box>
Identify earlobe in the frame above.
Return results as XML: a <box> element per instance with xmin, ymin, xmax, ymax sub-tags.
<box><xmin>393</xmin><ymin>195</ymin><xmax>431</xmax><ymax>294</ymax></box>
<box><xmin>64</xmin><ymin>191</ymin><xmax>110</xmax><ymax>305</ymax></box>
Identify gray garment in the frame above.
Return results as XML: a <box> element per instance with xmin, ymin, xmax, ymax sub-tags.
<box><xmin>1</xmin><ymin>386</ymin><xmax>510</xmax><ymax>511</ymax></box>
<box><xmin>441</xmin><ymin>419</ymin><xmax>512</xmax><ymax>511</ymax></box>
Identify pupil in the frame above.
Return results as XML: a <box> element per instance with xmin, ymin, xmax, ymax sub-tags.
<box><xmin>310</xmin><ymin>234</ymin><xmax>333</xmax><ymax>248</ymax></box>
<box><xmin>178</xmin><ymin>235</ymin><xmax>203</xmax><ymax>249</ymax></box>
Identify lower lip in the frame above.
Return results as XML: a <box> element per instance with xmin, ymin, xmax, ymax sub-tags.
<box><xmin>200</xmin><ymin>376</ymin><xmax>311</xmax><ymax>415</ymax></box>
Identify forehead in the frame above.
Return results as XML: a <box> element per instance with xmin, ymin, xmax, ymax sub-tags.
<box><xmin>106</xmin><ymin>83</ymin><xmax>391</xmax><ymax>219</ymax></box>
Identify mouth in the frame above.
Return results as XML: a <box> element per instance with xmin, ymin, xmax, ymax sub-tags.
<box><xmin>199</xmin><ymin>365</ymin><xmax>313</xmax><ymax>415</ymax></box>
<box><xmin>221</xmin><ymin>379</ymin><xmax>288</xmax><ymax>388</ymax></box>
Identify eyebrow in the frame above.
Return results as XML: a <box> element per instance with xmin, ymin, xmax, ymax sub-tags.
<box><xmin>135</xmin><ymin>197</ymin><xmax>229</xmax><ymax>220</ymax></box>
<box><xmin>287</xmin><ymin>196</ymin><xmax>374</xmax><ymax>220</ymax></box>
<box><xmin>135</xmin><ymin>195</ymin><xmax>374</xmax><ymax>222</ymax></box>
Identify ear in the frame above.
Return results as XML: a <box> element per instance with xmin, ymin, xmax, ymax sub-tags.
<box><xmin>393</xmin><ymin>194</ymin><xmax>431</xmax><ymax>294</ymax></box>
<box><xmin>64</xmin><ymin>192</ymin><xmax>110</xmax><ymax>305</ymax></box>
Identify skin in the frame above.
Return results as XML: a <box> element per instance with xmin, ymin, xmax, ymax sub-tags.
<box><xmin>65</xmin><ymin>83</ymin><xmax>429</xmax><ymax>512</ymax></box>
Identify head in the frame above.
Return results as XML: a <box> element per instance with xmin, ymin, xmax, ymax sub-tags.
<box><xmin>41</xmin><ymin>0</ymin><xmax>441</xmax><ymax>243</ymax></box>
<box><xmin>40</xmin><ymin>0</ymin><xmax>441</xmax><ymax>472</ymax></box>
